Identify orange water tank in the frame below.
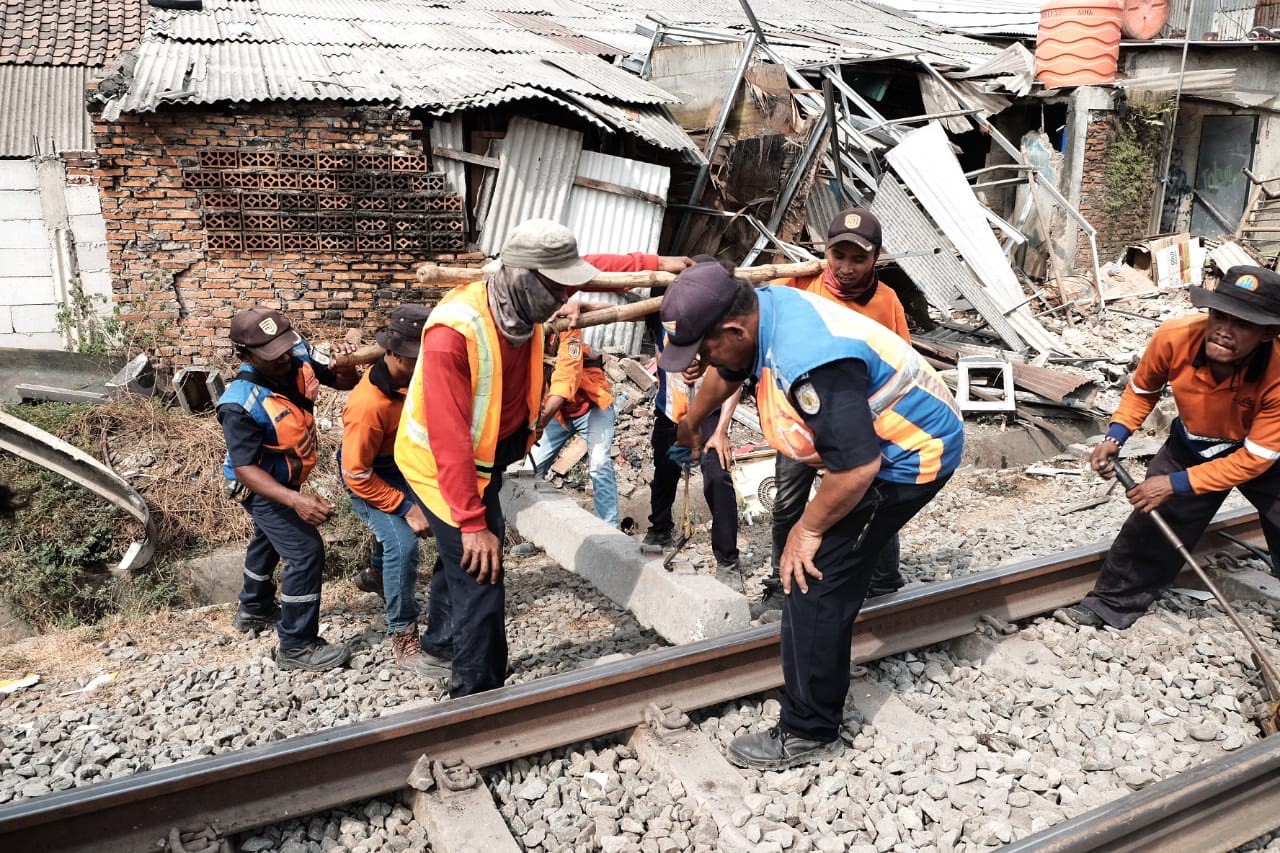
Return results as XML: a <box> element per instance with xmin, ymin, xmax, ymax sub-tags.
<box><xmin>1035</xmin><ymin>0</ymin><xmax>1124</xmax><ymax>87</ymax></box>
<box><xmin>1121</xmin><ymin>0</ymin><xmax>1169</xmax><ymax>39</ymax></box>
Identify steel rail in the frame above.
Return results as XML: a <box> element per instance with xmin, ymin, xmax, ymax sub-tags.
<box><xmin>0</xmin><ymin>507</ymin><xmax>1264</xmax><ymax>852</ymax></box>
<box><xmin>999</xmin><ymin>730</ymin><xmax>1280</xmax><ymax>852</ymax></box>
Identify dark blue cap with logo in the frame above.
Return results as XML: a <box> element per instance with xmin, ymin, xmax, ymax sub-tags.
<box><xmin>656</xmin><ymin>261</ymin><xmax>739</xmax><ymax>373</ymax></box>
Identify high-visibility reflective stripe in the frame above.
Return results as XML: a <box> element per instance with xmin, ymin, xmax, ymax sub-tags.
<box><xmin>1245</xmin><ymin>438</ymin><xmax>1280</xmax><ymax>461</ymax></box>
<box><xmin>243</xmin><ymin>569</ymin><xmax>271</xmax><ymax>582</ymax></box>
<box><xmin>342</xmin><ymin>467</ymin><xmax>373</xmax><ymax>480</ymax></box>
<box><xmin>867</xmin><ymin>351</ymin><xmax>923</xmax><ymax>416</ymax></box>
<box><xmin>430</xmin><ymin>302</ymin><xmax>494</xmax><ymax>450</ymax></box>
<box><xmin>1129</xmin><ymin>379</ymin><xmax>1164</xmax><ymax>396</ymax></box>
<box><xmin>280</xmin><ymin>592</ymin><xmax>320</xmax><ymax>604</ymax></box>
<box><xmin>876</xmin><ymin>408</ymin><xmax>944</xmax><ymax>483</ymax></box>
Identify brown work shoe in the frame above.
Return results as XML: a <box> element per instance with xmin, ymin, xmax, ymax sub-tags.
<box><xmin>390</xmin><ymin>627</ymin><xmax>450</xmax><ymax>677</ymax></box>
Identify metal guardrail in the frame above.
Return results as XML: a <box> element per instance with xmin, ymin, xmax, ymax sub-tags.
<box><xmin>0</xmin><ymin>410</ymin><xmax>154</xmax><ymax>573</ymax></box>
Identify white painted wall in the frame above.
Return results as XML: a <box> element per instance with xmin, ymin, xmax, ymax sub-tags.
<box><xmin>0</xmin><ymin>157</ymin><xmax>111</xmax><ymax>350</ymax></box>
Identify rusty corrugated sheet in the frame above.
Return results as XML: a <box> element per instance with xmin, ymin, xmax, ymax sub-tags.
<box><xmin>479</xmin><ymin>118</ymin><xmax>583</xmax><ymax>257</ymax></box>
<box><xmin>567</xmin><ymin>151</ymin><xmax>671</xmax><ymax>355</ymax></box>
<box><xmin>0</xmin><ymin>65</ymin><xmax>94</xmax><ymax>156</ymax></box>
<box><xmin>1258</xmin><ymin>0</ymin><xmax>1280</xmax><ymax>28</ymax></box>
<box><xmin>913</xmin><ymin>339</ymin><xmax>1094</xmax><ymax>403</ymax></box>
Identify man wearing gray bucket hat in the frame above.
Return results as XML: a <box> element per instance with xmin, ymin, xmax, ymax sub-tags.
<box><xmin>1063</xmin><ymin>266</ymin><xmax>1280</xmax><ymax>630</ymax></box>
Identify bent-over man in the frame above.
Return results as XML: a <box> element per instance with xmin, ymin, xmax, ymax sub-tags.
<box><xmin>664</xmin><ymin>261</ymin><xmax>964</xmax><ymax>770</ymax></box>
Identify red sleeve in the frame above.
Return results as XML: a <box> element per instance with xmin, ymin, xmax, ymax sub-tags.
<box><xmin>421</xmin><ymin>325</ymin><xmax>488</xmax><ymax>532</ymax></box>
<box><xmin>573</xmin><ymin>252</ymin><xmax>660</xmax><ymax>292</ymax></box>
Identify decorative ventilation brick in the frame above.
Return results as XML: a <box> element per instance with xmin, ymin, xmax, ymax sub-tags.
<box><xmin>392</xmin><ymin>216</ymin><xmax>420</xmax><ymax>233</ymax></box>
<box><xmin>412</xmin><ymin>173</ymin><xmax>448</xmax><ymax>193</ymax></box>
<box><xmin>317</xmin><ymin>194</ymin><xmax>353</xmax><ymax>211</ymax></box>
<box><xmin>279</xmin><ymin>192</ymin><xmax>317</xmax><ymax>211</ymax></box>
<box><xmin>351</xmin><ymin>173</ymin><xmax>376</xmax><ymax>193</ymax></box>
<box><xmin>278</xmin><ymin>212</ymin><xmax>318</xmax><ymax>231</ymax></box>
<box><xmin>317</xmin><ymin>152</ymin><xmax>354</xmax><ymax>171</ymax></box>
<box><xmin>280</xmin><ymin>152</ymin><xmax>316</xmax><ymax>170</ymax></box>
<box><xmin>243</xmin><ymin>212</ymin><xmax>281</xmax><ymax>231</ymax></box>
<box><xmin>391</xmin><ymin>154</ymin><xmax>430</xmax><ymax>172</ymax></box>
<box><xmin>392</xmin><ymin>195</ymin><xmax>432</xmax><ymax>213</ymax></box>
<box><xmin>259</xmin><ymin>171</ymin><xmax>300</xmax><ymax>190</ymax></box>
<box><xmin>355</xmin><ymin>215</ymin><xmax>389</xmax><ymax>232</ymax></box>
<box><xmin>316</xmin><ymin>212</ymin><xmax>353</xmax><ymax>231</ymax></box>
<box><xmin>431</xmin><ymin>233</ymin><xmax>464</xmax><ymax>252</ymax></box>
<box><xmin>334</xmin><ymin>173</ymin><xmax>357</xmax><ymax>192</ymax></box>
<box><xmin>240</xmin><ymin>151</ymin><xmax>278</xmax><ymax>169</ymax></box>
<box><xmin>204</xmin><ymin>211</ymin><xmax>242</xmax><ymax>230</ymax></box>
<box><xmin>298</xmin><ymin>172</ymin><xmax>338</xmax><ymax>191</ymax></box>
<box><xmin>357</xmin><ymin>232</ymin><xmax>393</xmax><ymax>252</ymax></box>
<box><xmin>240</xmin><ymin>192</ymin><xmax>278</xmax><ymax>210</ymax></box>
<box><xmin>318</xmin><ymin>232</ymin><xmax>357</xmax><ymax>252</ymax></box>
<box><xmin>393</xmin><ymin>232</ymin><xmax>431</xmax><ymax>252</ymax></box>
<box><xmin>222</xmin><ymin>171</ymin><xmax>261</xmax><ymax>189</ymax></box>
<box><xmin>244</xmin><ymin>232</ymin><xmax>284</xmax><ymax>252</ymax></box>
<box><xmin>200</xmin><ymin>150</ymin><xmax>239</xmax><ymax>169</ymax></box>
<box><xmin>357</xmin><ymin>196</ymin><xmax>390</xmax><ymax>211</ymax></box>
<box><xmin>356</xmin><ymin>153</ymin><xmax>392</xmax><ymax>171</ymax></box>
<box><xmin>207</xmin><ymin>231</ymin><xmax>244</xmax><ymax>251</ymax></box>
<box><xmin>201</xmin><ymin>190</ymin><xmax>239</xmax><ymax>209</ymax></box>
<box><xmin>429</xmin><ymin>214</ymin><xmax>464</xmax><ymax>233</ymax></box>
<box><xmin>281</xmin><ymin>232</ymin><xmax>322</xmax><ymax>252</ymax></box>
<box><xmin>183</xmin><ymin>169</ymin><xmax>221</xmax><ymax>189</ymax></box>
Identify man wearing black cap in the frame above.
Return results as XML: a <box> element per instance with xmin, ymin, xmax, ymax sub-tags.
<box><xmin>662</xmin><ymin>261</ymin><xmax>964</xmax><ymax>770</ymax></box>
<box><xmin>765</xmin><ymin>207</ymin><xmax>912</xmax><ymax>614</ymax></box>
<box><xmin>1064</xmin><ymin>266</ymin><xmax>1280</xmax><ymax>630</ymax></box>
<box><xmin>341</xmin><ymin>304</ymin><xmax>450</xmax><ymax>676</ymax></box>
<box><xmin>218</xmin><ymin>306</ymin><xmax>359</xmax><ymax>671</ymax></box>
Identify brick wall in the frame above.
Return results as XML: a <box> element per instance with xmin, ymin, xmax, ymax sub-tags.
<box><xmin>1073</xmin><ymin>112</ymin><xmax>1158</xmax><ymax>272</ymax></box>
<box><xmin>80</xmin><ymin>102</ymin><xmax>476</xmax><ymax>366</ymax></box>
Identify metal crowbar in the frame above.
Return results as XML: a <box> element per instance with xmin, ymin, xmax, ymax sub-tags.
<box><xmin>1113</xmin><ymin>460</ymin><xmax>1280</xmax><ymax>735</ymax></box>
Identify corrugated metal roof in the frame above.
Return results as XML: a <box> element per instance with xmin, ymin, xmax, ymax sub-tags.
<box><xmin>0</xmin><ymin>64</ymin><xmax>94</xmax><ymax>155</ymax></box>
<box><xmin>0</xmin><ymin>0</ymin><xmax>146</xmax><ymax>66</ymax></box>
<box><xmin>479</xmin><ymin>118</ymin><xmax>584</xmax><ymax>256</ymax></box>
<box><xmin>874</xmin><ymin>0</ymin><xmax>1041</xmax><ymax>36</ymax></box>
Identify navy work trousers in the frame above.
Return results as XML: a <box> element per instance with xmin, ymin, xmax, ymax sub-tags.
<box><xmin>649</xmin><ymin>410</ymin><xmax>739</xmax><ymax>565</ymax></box>
<box><xmin>239</xmin><ymin>492</ymin><xmax>325</xmax><ymax>651</ymax></box>
<box><xmin>421</xmin><ymin>473</ymin><xmax>507</xmax><ymax>698</ymax></box>
<box><xmin>779</xmin><ymin>475</ymin><xmax>948</xmax><ymax>742</ymax></box>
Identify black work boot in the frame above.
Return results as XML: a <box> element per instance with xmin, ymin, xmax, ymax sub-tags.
<box><xmin>354</xmin><ymin>568</ymin><xmax>385</xmax><ymax>599</ymax></box>
<box><xmin>727</xmin><ymin>726</ymin><xmax>843</xmax><ymax>770</ymax></box>
<box><xmin>640</xmin><ymin>527</ymin><xmax>674</xmax><ymax>554</ymax></box>
<box><xmin>1057</xmin><ymin>604</ymin><xmax>1104</xmax><ymax>629</ymax></box>
<box><xmin>753</xmin><ymin>577</ymin><xmax>785</xmax><ymax>622</ymax></box>
<box><xmin>275</xmin><ymin>640</ymin><xmax>351</xmax><ymax>672</ymax></box>
<box><xmin>231</xmin><ymin>602</ymin><xmax>280</xmax><ymax>634</ymax></box>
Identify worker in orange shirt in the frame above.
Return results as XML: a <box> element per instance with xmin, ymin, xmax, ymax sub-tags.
<box><xmin>530</xmin><ymin>324</ymin><xmax>621</xmax><ymax>526</ymax></box>
<box><xmin>763</xmin><ymin>207</ymin><xmax>910</xmax><ymax>614</ymax></box>
<box><xmin>340</xmin><ymin>304</ymin><xmax>450</xmax><ymax>676</ymax></box>
<box><xmin>1064</xmin><ymin>266</ymin><xmax>1280</xmax><ymax>629</ymax></box>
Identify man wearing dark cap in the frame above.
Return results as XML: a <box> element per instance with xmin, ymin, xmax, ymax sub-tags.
<box><xmin>663</xmin><ymin>260</ymin><xmax>964</xmax><ymax>770</ymax></box>
<box><xmin>218</xmin><ymin>306</ymin><xmax>359</xmax><ymax>672</ymax></box>
<box><xmin>341</xmin><ymin>304</ymin><xmax>450</xmax><ymax>676</ymax></box>
<box><xmin>1063</xmin><ymin>266</ymin><xmax>1280</xmax><ymax>630</ymax></box>
<box><xmin>765</xmin><ymin>207</ymin><xmax>912</xmax><ymax>614</ymax></box>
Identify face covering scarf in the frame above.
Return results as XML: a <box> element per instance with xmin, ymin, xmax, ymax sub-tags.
<box><xmin>487</xmin><ymin>266</ymin><xmax>563</xmax><ymax>346</ymax></box>
<box><xmin>822</xmin><ymin>264</ymin><xmax>877</xmax><ymax>305</ymax></box>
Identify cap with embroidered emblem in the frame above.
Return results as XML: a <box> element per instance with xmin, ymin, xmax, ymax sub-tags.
<box><xmin>230</xmin><ymin>307</ymin><xmax>302</xmax><ymax>360</ymax></box>
<box><xmin>376</xmin><ymin>303</ymin><xmax>431</xmax><ymax>358</ymax></box>
<box><xmin>827</xmin><ymin>207</ymin><xmax>882</xmax><ymax>253</ymax></box>
<box><xmin>1190</xmin><ymin>266</ymin><xmax>1280</xmax><ymax>326</ymax></box>
<box><xmin>656</xmin><ymin>261</ymin><xmax>739</xmax><ymax>373</ymax></box>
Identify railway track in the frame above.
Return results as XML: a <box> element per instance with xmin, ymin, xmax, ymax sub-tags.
<box><xmin>0</xmin><ymin>506</ymin><xmax>1272</xmax><ymax>852</ymax></box>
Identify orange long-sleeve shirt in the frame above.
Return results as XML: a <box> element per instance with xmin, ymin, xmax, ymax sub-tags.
<box><xmin>1110</xmin><ymin>313</ymin><xmax>1280</xmax><ymax>494</ymax></box>
<box><xmin>340</xmin><ymin>364</ymin><xmax>411</xmax><ymax>513</ymax></box>
<box><xmin>775</xmin><ymin>273</ymin><xmax>910</xmax><ymax>342</ymax></box>
<box><xmin>546</xmin><ymin>327</ymin><xmax>613</xmax><ymax>421</ymax></box>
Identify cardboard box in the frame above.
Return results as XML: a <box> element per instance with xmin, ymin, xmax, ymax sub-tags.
<box><xmin>1123</xmin><ymin>233</ymin><xmax>1206</xmax><ymax>289</ymax></box>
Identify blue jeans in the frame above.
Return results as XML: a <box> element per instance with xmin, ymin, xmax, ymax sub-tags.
<box><xmin>530</xmin><ymin>403</ymin><xmax>619</xmax><ymax>527</ymax></box>
<box><xmin>348</xmin><ymin>493</ymin><xmax>422</xmax><ymax>633</ymax></box>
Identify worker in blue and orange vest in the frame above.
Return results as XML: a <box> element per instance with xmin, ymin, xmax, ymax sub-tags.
<box><xmin>764</xmin><ymin>207</ymin><xmax>911</xmax><ymax>614</ymax></box>
<box><xmin>664</xmin><ymin>260</ymin><xmax>963</xmax><ymax>770</ymax></box>
<box><xmin>217</xmin><ymin>307</ymin><xmax>359</xmax><ymax>672</ymax></box>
